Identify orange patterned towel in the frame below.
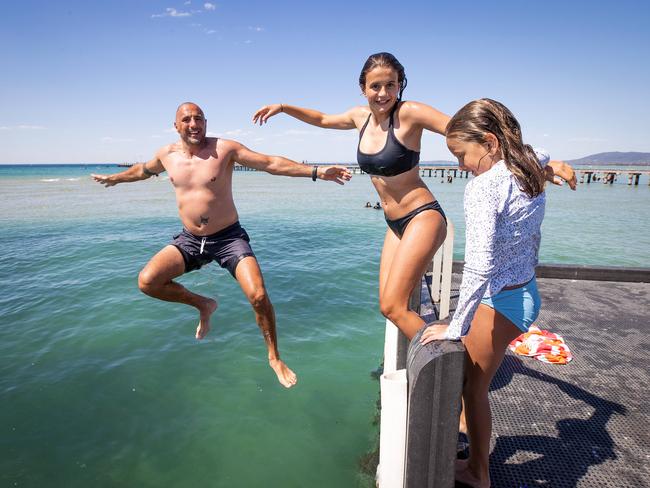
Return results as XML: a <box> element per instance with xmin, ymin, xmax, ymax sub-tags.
<box><xmin>508</xmin><ymin>325</ymin><xmax>573</xmax><ymax>364</ymax></box>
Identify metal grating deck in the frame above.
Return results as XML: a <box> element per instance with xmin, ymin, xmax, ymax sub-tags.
<box><xmin>446</xmin><ymin>275</ymin><xmax>650</xmax><ymax>487</ymax></box>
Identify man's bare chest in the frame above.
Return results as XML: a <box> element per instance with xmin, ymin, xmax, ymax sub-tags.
<box><xmin>164</xmin><ymin>156</ymin><xmax>231</xmax><ymax>189</ymax></box>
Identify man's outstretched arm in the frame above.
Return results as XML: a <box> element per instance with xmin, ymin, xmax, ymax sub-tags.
<box><xmin>92</xmin><ymin>154</ymin><xmax>165</xmax><ymax>187</ymax></box>
<box><xmin>232</xmin><ymin>142</ymin><xmax>351</xmax><ymax>185</ymax></box>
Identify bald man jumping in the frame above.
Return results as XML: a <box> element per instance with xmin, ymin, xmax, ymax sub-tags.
<box><xmin>92</xmin><ymin>102</ymin><xmax>351</xmax><ymax>388</ymax></box>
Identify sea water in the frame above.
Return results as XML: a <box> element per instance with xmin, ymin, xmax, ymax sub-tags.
<box><xmin>1</xmin><ymin>165</ymin><xmax>648</xmax><ymax>487</ymax></box>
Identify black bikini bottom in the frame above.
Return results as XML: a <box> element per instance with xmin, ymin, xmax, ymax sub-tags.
<box><xmin>385</xmin><ymin>200</ymin><xmax>447</xmax><ymax>238</ymax></box>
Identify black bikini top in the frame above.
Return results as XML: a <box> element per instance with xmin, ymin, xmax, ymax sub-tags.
<box><xmin>357</xmin><ymin>105</ymin><xmax>420</xmax><ymax>177</ymax></box>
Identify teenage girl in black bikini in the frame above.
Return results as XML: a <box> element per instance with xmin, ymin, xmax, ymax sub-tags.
<box><xmin>253</xmin><ymin>52</ymin><xmax>449</xmax><ymax>340</ymax></box>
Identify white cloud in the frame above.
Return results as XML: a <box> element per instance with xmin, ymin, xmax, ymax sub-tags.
<box><xmin>151</xmin><ymin>135</ymin><xmax>162</xmax><ymax>139</ymax></box>
<box><xmin>205</xmin><ymin>29</ymin><xmax>216</xmax><ymax>34</ymax></box>
<box><xmin>204</xmin><ymin>3</ymin><xmax>216</xmax><ymax>10</ymax></box>
<box><xmin>0</xmin><ymin>125</ymin><xmax>46</xmax><ymax>130</ymax></box>
<box><xmin>248</xmin><ymin>26</ymin><xmax>264</xmax><ymax>32</ymax></box>
<box><xmin>206</xmin><ymin>129</ymin><xmax>255</xmax><ymax>139</ymax></box>
<box><xmin>223</xmin><ymin>129</ymin><xmax>253</xmax><ymax>137</ymax></box>
<box><xmin>568</xmin><ymin>137</ymin><xmax>607</xmax><ymax>143</ymax></box>
<box><xmin>184</xmin><ymin>0</ymin><xmax>191</xmax><ymax>4</ymax></box>
<box><xmin>278</xmin><ymin>129</ymin><xmax>320</xmax><ymax>137</ymax></box>
<box><xmin>152</xmin><ymin>8</ymin><xmax>192</xmax><ymax>18</ymax></box>
<box><xmin>102</xmin><ymin>136</ymin><xmax>135</xmax><ymax>143</ymax></box>
<box><xmin>244</xmin><ymin>39</ymin><xmax>252</xmax><ymax>44</ymax></box>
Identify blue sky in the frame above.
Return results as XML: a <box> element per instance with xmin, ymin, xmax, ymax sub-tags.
<box><xmin>1</xmin><ymin>0</ymin><xmax>648</xmax><ymax>164</ymax></box>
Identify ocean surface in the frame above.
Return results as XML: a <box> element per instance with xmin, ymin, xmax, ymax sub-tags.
<box><xmin>1</xmin><ymin>164</ymin><xmax>649</xmax><ymax>487</ymax></box>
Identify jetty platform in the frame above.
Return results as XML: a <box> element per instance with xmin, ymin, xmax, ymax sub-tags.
<box><xmin>443</xmin><ymin>268</ymin><xmax>649</xmax><ymax>487</ymax></box>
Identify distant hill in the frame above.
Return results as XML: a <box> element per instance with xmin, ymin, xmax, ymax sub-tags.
<box><xmin>567</xmin><ymin>152</ymin><xmax>650</xmax><ymax>166</ymax></box>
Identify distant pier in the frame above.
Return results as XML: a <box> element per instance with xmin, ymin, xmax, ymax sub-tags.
<box><xmin>119</xmin><ymin>162</ymin><xmax>650</xmax><ymax>186</ymax></box>
<box><xmin>233</xmin><ymin>163</ymin><xmax>472</xmax><ymax>178</ymax></box>
<box><xmin>234</xmin><ymin>163</ymin><xmax>650</xmax><ymax>185</ymax></box>
<box><xmin>577</xmin><ymin>168</ymin><xmax>650</xmax><ymax>185</ymax></box>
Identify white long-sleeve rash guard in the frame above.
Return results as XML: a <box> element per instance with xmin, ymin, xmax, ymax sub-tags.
<box><xmin>445</xmin><ymin>150</ymin><xmax>549</xmax><ymax>340</ymax></box>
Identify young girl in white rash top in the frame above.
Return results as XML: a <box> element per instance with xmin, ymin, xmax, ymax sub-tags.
<box><xmin>420</xmin><ymin>98</ymin><xmax>550</xmax><ymax>488</ymax></box>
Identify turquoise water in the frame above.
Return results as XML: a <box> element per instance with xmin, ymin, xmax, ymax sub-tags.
<box><xmin>1</xmin><ymin>166</ymin><xmax>649</xmax><ymax>488</ymax></box>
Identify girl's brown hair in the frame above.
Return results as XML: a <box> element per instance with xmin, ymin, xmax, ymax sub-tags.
<box><xmin>446</xmin><ymin>98</ymin><xmax>545</xmax><ymax>198</ymax></box>
<box><xmin>358</xmin><ymin>52</ymin><xmax>408</xmax><ymax>103</ymax></box>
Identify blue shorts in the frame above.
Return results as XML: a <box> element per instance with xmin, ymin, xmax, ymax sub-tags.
<box><xmin>480</xmin><ymin>278</ymin><xmax>541</xmax><ymax>333</ymax></box>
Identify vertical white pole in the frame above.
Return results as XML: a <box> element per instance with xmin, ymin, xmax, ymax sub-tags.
<box><xmin>378</xmin><ymin>369</ymin><xmax>408</xmax><ymax>488</ymax></box>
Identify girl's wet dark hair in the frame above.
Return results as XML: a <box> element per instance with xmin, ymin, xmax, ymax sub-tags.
<box><xmin>446</xmin><ymin>98</ymin><xmax>545</xmax><ymax>198</ymax></box>
<box><xmin>358</xmin><ymin>52</ymin><xmax>408</xmax><ymax>102</ymax></box>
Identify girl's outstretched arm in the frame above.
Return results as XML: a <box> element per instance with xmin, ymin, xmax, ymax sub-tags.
<box><xmin>252</xmin><ymin>104</ymin><xmax>362</xmax><ymax>130</ymax></box>
<box><xmin>546</xmin><ymin>160</ymin><xmax>577</xmax><ymax>190</ymax></box>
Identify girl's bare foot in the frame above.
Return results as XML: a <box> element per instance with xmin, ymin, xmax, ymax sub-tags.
<box><xmin>455</xmin><ymin>459</ymin><xmax>490</xmax><ymax>488</ymax></box>
<box><xmin>196</xmin><ymin>298</ymin><xmax>218</xmax><ymax>339</ymax></box>
<box><xmin>269</xmin><ymin>359</ymin><xmax>298</xmax><ymax>388</ymax></box>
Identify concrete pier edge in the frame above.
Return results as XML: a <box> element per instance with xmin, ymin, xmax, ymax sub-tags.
<box><xmin>451</xmin><ymin>262</ymin><xmax>650</xmax><ymax>283</ymax></box>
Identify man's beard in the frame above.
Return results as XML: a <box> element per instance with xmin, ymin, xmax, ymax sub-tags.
<box><xmin>185</xmin><ymin>133</ymin><xmax>205</xmax><ymax>145</ymax></box>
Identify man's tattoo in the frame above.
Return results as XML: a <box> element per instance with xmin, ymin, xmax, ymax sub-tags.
<box><xmin>210</xmin><ymin>176</ymin><xmax>216</xmax><ymax>182</ymax></box>
<box><xmin>200</xmin><ymin>216</ymin><xmax>209</xmax><ymax>225</ymax></box>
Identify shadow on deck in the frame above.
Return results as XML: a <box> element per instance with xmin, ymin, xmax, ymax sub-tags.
<box><xmin>447</xmin><ymin>275</ymin><xmax>650</xmax><ymax>487</ymax></box>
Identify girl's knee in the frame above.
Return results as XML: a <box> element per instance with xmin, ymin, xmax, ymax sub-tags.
<box><xmin>379</xmin><ymin>297</ymin><xmax>408</xmax><ymax>323</ymax></box>
<box><xmin>379</xmin><ymin>297</ymin><xmax>393</xmax><ymax>319</ymax></box>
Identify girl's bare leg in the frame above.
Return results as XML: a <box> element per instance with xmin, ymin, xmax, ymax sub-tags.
<box><xmin>456</xmin><ymin>304</ymin><xmax>522</xmax><ymax>488</ymax></box>
<box><xmin>379</xmin><ymin>211</ymin><xmax>446</xmax><ymax>340</ymax></box>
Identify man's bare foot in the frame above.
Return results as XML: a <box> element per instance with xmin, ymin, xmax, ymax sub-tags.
<box><xmin>269</xmin><ymin>358</ymin><xmax>298</xmax><ymax>388</ymax></box>
<box><xmin>195</xmin><ymin>298</ymin><xmax>218</xmax><ymax>339</ymax></box>
<box><xmin>455</xmin><ymin>459</ymin><xmax>490</xmax><ymax>488</ymax></box>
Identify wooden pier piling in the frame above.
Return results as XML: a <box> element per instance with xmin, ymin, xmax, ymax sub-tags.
<box><xmin>577</xmin><ymin>168</ymin><xmax>648</xmax><ymax>185</ymax></box>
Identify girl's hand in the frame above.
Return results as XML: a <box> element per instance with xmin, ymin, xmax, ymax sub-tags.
<box><xmin>252</xmin><ymin>104</ymin><xmax>283</xmax><ymax>125</ymax></box>
<box><xmin>546</xmin><ymin>160</ymin><xmax>577</xmax><ymax>190</ymax></box>
<box><xmin>419</xmin><ymin>318</ymin><xmax>451</xmax><ymax>345</ymax></box>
